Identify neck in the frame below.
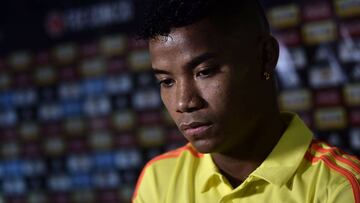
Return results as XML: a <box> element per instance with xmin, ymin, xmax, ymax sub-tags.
<box><xmin>211</xmin><ymin>112</ymin><xmax>286</xmax><ymax>188</ymax></box>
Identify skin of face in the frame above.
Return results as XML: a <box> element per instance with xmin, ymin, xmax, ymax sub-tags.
<box><xmin>149</xmin><ymin>19</ymin><xmax>278</xmax><ymax>155</ymax></box>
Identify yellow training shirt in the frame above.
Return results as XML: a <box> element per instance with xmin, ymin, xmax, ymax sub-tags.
<box><xmin>133</xmin><ymin>113</ymin><xmax>360</xmax><ymax>203</ymax></box>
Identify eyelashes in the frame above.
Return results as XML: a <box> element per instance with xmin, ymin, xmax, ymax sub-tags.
<box><xmin>158</xmin><ymin>78</ymin><xmax>175</xmax><ymax>88</ymax></box>
<box><xmin>157</xmin><ymin>65</ymin><xmax>221</xmax><ymax>88</ymax></box>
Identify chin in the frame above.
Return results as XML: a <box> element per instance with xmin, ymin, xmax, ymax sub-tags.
<box><xmin>190</xmin><ymin>139</ymin><xmax>220</xmax><ymax>154</ymax></box>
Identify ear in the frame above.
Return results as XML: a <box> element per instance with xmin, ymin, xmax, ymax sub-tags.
<box><xmin>259</xmin><ymin>36</ymin><xmax>279</xmax><ymax>77</ymax></box>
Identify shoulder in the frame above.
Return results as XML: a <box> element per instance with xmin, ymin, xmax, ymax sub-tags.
<box><xmin>144</xmin><ymin>143</ymin><xmax>203</xmax><ymax>170</ymax></box>
<box><xmin>303</xmin><ymin>140</ymin><xmax>360</xmax><ymax>202</ymax></box>
<box><xmin>304</xmin><ymin>140</ymin><xmax>360</xmax><ymax>180</ymax></box>
<box><xmin>132</xmin><ymin>144</ymin><xmax>203</xmax><ymax>202</ymax></box>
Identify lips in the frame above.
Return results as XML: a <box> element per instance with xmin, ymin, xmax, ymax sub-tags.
<box><xmin>179</xmin><ymin>122</ymin><xmax>213</xmax><ymax>138</ymax></box>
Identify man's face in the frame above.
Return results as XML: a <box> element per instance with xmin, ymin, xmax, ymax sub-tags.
<box><xmin>149</xmin><ymin>20</ymin><xmax>268</xmax><ymax>154</ymax></box>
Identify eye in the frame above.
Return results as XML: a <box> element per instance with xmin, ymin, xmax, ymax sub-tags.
<box><xmin>158</xmin><ymin>78</ymin><xmax>175</xmax><ymax>88</ymax></box>
<box><xmin>195</xmin><ymin>66</ymin><xmax>219</xmax><ymax>78</ymax></box>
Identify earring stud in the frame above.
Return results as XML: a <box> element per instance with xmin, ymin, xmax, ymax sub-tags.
<box><xmin>264</xmin><ymin>72</ymin><xmax>271</xmax><ymax>80</ymax></box>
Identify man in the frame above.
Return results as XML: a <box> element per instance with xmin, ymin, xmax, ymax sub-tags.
<box><xmin>133</xmin><ymin>0</ymin><xmax>360</xmax><ymax>202</ymax></box>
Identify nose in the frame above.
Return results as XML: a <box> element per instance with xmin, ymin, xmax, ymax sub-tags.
<box><xmin>176</xmin><ymin>80</ymin><xmax>205</xmax><ymax>113</ymax></box>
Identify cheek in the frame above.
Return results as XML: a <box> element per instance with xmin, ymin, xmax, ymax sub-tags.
<box><xmin>160</xmin><ymin>90</ymin><xmax>179</xmax><ymax>121</ymax></box>
<box><xmin>160</xmin><ymin>91</ymin><xmax>172</xmax><ymax>110</ymax></box>
<box><xmin>200</xmin><ymin>80</ymin><xmax>230</xmax><ymax>111</ymax></box>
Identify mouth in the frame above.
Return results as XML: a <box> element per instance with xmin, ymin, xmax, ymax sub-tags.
<box><xmin>179</xmin><ymin>122</ymin><xmax>213</xmax><ymax>138</ymax></box>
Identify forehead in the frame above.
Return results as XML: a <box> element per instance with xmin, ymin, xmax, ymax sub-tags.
<box><xmin>148</xmin><ymin>21</ymin><xmax>222</xmax><ymax>68</ymax></box>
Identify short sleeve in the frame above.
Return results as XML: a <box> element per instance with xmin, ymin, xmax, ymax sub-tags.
<box><xmin>132</xmin><ymin>165</ymin><xmax>161</xmax><ymax>203</ymax></box>
<box><xmin>327</xmin><ymin>180</ymin><xmax>358</xmax><ymax>203</ymax></box>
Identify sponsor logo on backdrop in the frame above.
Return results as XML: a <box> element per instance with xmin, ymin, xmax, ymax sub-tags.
<box><xmin>71</xmin><ymin>173</ymin><xmax>92</xmax><ymax>189</ymax></box>
<box><xmin>335</xmin><ymin>0</ymin><xmax>360</xmax><ymax>18</ymax></box>
<box><xmin>93</xmin><ymin>171</ymin><xmax>120</xmax><ymax>189</ymax></box>
<box><xmin>132</xmin><ymin>89</ymin><xmax>161</xmax><ymax>110</ymax></box>
<box><xmin>276</xmin><ymin>44</ymin><xmax>302</xmax><ymax>88</ymax></box>
<box><xmin>63</xmin><ymin>117</ymin><xmax>86</xmax><ymax>136</ymax></box>
<box><xmin>128</xmin><ymin>50</ymin><xmax>151</xmax><ymax>71</ymax></box>
<box><xmin>53</xmin><ymin>44</ymin><xmax>78</xmax><ymax>65</ymax></box>
<box><xmin>302</xmin><ymin>20</ymin><xmax>337</xmax><ymax>45</ymax></box>
<box><xmin>268</xmin><ymin>4</ymin><xmax>300</xmax><ymax>29</ymax></box>
<box><xmin>43</xmin><ymin>136</ymin><xmax>65</xmax><ymax>156</ymax></box>
<box><xmin>314</xmin><ymin>89</ymin><xmax>342</xmax><ymax>107</ymax></box>
<box><xmin>19</xmin><ymin>122</ymin><xmax>39</xmax><ymax>141</ymax></box>
<box><xmin>59</xmin><ymin>82</ymin><xmax>82</xmax><ymax>100</ymax></box>
<box><xmin>45</xmin><ymin>0</ymin><xmax>134</xmax><ymax>37</ymax></box>
<box><xmin>115</xmin><ymin>149</ymin><xmax>141</xmax><ymax>169</ymax></box>
<box><xmin>344</xmin><ymin>83</ymin><xmax>360</xmax><ymax>106</ymax></box>
<box><xmin>61</xmin><ymin>100</ymin><xmax>83</xmax><ymax>118</ymax></box>
<box><xmin>48</xmin><ymin>174</ymin><xmax>71</xmax><ymax>192</ymax></box>
<box><xmin>93</xmin><ymin>152</ymin><xmax>115</xmax><ymax>170</ymax></box>
<box><xmin>38</xmin><ymin>103</ymin><xmax>63</xmax><ymax>122</ymax></box>
<box><xmin>34</xmin><ymin>66</ymin><xmax>57</xmax><ymax>86</ymax></box>
<box><xmin>0</xmin><ymin>91</ymin><xmax>14</xmax><ymax>109</ymax></box>
<box><xmin>0</xmin><ymin>110</ymin><xmax>17</xmax><ymax>128</ymax></box>
<box><xmin>309</xmin><ymin>66</ymin><xmax>345</xmax><ymax>88</ymax></box>
<box><xmin>290</xmin><ymin>47</ymin><xmax>307</xmax><ymax>68</ymax></box>
<box><xmin>8</xmin><ymin>51</ymin><xmax>31</xmax><ymax>71</ymax></box>
<box><xmin>88</xmin><ymin>131</ymin><xmax>113</xmax><ymax>150</ymax></box>
<box><xmin>338</xmin><ymin>40</ymin><xmax>360</xmax><ymax>63</ymax></box>
<box><xmin>2</xmin><ymin>177</ymin><xmax>26</xmax><ymax>195</ymax></box>
<box><xmin>106</xmin><ymin>74</ymin><xmax>133</xmax><ymax>95</ymax></box>
<box><xmin>0</xmin><ymin>72</ymin><xmax>11</xmax><ymax>89</ymax></box>
<box><xmin>22</xmin><ymin>159</ymin><xmax>46</xmax><ymax>177</ymax></box>
<box><xmin>83</xmin><ymin>96</ymin><xmax>111</xmax><ymax>117</ymax></box>
<box><xmin>80</xmin><ymin>58</ymin><xmax>106</xmax><ymax>78</ymax></box>
<box><xmin>112</xmin><ymin>110</ymin><xmax>135</xmax><ymax>131</ymax></box>
<box><xmin>137</xmin><ymin>126</ymin><xmax>165</xmax><ymax>147</ymax></box>
<box><xmin>71</xmin><ymin>190</ymin><xmax>95</xmax><ymax>203</ymax></box>
<box><xmin>1</xmin><ymin>142</ymin><xmax>20</xmax><ymax>158</ymax></box>
<box><xmin>100</xmin><ymin>35</ymin><xmax>127</xmax><ymax>57</ymax></box>
<box><xmin>82</xmin><ymin>78</ymin><xmax>106</xmax><ymax>96</ymax></box>
<box><xmin>314</xmin><ymin>107</ymin><xmax>347</xmax><ymax>130</ymax></box>
<box><xmin>279</xmin><ymin>89</ymin><xmax>312</xmax><ymax>111</ymax></box>
<box><xmin>13</xmin><ymin>89</ymin><xmax>37</xmax><ymax>107</ymax></box>
<box><xmin>302</xmin><ymin>1</ymin><xmax>332</xmax><ymax>21</ymax></box>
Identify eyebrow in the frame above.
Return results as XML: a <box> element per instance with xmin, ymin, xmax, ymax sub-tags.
<box><xmin>153</xmin><ymin>52</ymin><xmax>217</xmax><ymax>75</ymax></box>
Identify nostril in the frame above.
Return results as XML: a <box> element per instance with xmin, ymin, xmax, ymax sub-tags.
<box><xmin>176</xmin><ymin>96</ymin><xmax>206</xmax><ymax>113</ymax></box>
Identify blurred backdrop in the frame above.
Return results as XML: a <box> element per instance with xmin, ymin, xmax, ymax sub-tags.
<box><xmin>0</xmin><ymin>0</ymin><xmax>359</xmax><ymax>202</ymax></box>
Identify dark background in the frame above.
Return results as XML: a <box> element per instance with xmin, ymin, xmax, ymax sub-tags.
<box><xmin>0</xmin><ymin>0</ymin><xmax>359</xmax><ymax>202</ymax></box>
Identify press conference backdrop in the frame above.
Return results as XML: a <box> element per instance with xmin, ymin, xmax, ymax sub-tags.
<box><xmin>0</xmin><ymin>0</ymin><xmax>359</xmax><ymax>202</ymax></box>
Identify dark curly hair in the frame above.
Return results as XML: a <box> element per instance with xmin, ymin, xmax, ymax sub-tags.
<box><xmin>138</xmin><ymin>0</ymin><xmax>270</xmax><ymax>40</ymax></box>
